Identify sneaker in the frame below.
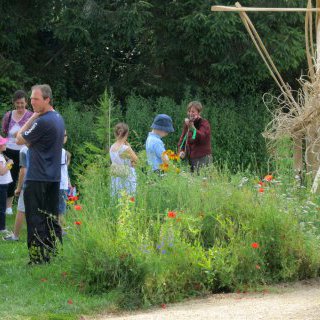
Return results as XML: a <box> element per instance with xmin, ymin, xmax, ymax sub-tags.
<box><xmin>3</xmin><ymin>234</ymin><xmax>19</xmax><ymax>241</ymax></box>
<box><xmin>0</xmin><ymin>229</ymin><xmax>10</xmax><ymax>235</ymax></box>
<box><xmin>5</xmin><ymin>208</ymin><xmax>13</xmax><ymax>215</ymax></box>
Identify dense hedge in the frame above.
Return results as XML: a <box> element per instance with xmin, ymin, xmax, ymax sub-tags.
<box><xmin>57</xmin><ymin>92</ymin><xmax>269</xmax><ymax>174</ymax></box>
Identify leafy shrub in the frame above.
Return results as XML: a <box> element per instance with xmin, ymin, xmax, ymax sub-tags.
<box><xmin>57</xmin><ymin>101</ymin><xmax>98</xmax><ymax>179</ymax></box>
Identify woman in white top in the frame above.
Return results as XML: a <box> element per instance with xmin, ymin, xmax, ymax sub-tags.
<box><xmin>110</xmin><ymin>123</ymin><xmax>138</xmax><ymax>198</ymax></box>
<box><xmin>1</xmin><ymin>90</ymin><xmax>33</xmax><ymax>214</ymax></box>
<box><xmin>0</xmin><ymin>136</ymin><xmax>13</xmax><ymax>233</ymax></box>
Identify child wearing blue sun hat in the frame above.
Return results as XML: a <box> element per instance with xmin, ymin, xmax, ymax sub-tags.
<box><xmin>146</xmin><ymin>114</ymin><xmax>174</xmax><ymax>172</ymax></box>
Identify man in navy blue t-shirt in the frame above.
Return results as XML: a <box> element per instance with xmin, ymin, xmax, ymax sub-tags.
<box><xmin>16</xmin><ymin>84</ymin><xmax>65</xmax><ymax>264</ymax></box>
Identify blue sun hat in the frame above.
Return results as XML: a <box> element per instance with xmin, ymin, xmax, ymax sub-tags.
<box><xmin>151</xmin><ymin>114</ymin><xmax>174</xmax><ymax>133</ymax></box>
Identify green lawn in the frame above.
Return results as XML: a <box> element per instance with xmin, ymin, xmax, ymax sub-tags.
<box><xmin>0</xmin><ymin>214</ymin><xmax>116</xmax><ymax>320</ymax></box>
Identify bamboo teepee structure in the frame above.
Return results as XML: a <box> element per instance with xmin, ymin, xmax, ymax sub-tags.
<box><xmin>212</xmin><ymin>1</ymin><xmax>320</xmax><ymax>191</ymax></box>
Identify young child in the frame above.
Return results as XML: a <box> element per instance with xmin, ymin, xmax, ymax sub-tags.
<box><xmin>146</xmin><ymin>114</ymin><xmax>174</xmax><ymax>172</ymax></box>
<box><xmin>3</xmin><ymin>145</ymin><xmax>28</xmax><ymax>241</ymax></box>
<box><xmin>0</xmin><ymin>136</ymin><xmax>13</xmax><ymax>234</ymax></box>
<box><xmin>58</xmin><ymin>131</ymin><xmax>71</xmax><ymax>233</ymax></box>
<box><xmin>110</xmin><ymin>123</ymin><xmax>138</xmax><ymax>197</ymax></box>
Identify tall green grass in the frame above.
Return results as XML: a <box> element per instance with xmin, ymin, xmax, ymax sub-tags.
<box><xmin>1</xmin><ymin>160</ymin><xmax>320</xmax><ymax>318</ymax></box>
<box><xmin>64</xmin><ymin>159</ymin><xmax>320</xmax><ymax>308</ymax></box>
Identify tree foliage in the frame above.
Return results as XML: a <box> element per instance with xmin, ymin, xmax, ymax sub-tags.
<box><xmin>0</xmin><ymin>0</ymin><xmax>308</xmax><ymax>102</ymax></box>
<box><xmin>0</xmin><ymin>0</ymin><xmax>310</xmax><ymax>170</ymax></box>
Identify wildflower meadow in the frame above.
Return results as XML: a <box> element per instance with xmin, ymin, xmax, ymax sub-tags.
<box><xmin>3</xmin><ymin>146</ymin><xmax>320</xmax><ymax>319</ymax></box>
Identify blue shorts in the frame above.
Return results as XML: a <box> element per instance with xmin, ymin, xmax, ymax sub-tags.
<box><xmin>58</xmin><ymin>190</ymin><xmax>68</xmax><ymax>215</ymax></box>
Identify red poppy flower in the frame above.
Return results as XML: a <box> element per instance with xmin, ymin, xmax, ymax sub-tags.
<box><xmin>167</xmin><ymin>211</ymin><xmax>177</xmax><ymax>218</ymax></box>
<box><xmin>251</xmin><ymin>242</ymin><xmax>259</xmax><ymax>249</ymax></box>
<box><xmin>258</xmin><ymin>181</ymin><xmax>264</xmax><ymax>186</ymax></box>
<box><xmin>74</xmin><ymin>221</ymin><xmax>82</xmax><ymax>225</ymax></box>
<box><xmin>194</xmin><ymin>283</ymin><xmax>202</xmax><ymax>290</ymax></box>
<box><xmin>129</xmin><ymin>197</ymin><xmax>135</xmax><ymax>202</ymax></box>
<box><xmin>74</xmin><ymin>205</ymin><xmax>82</xmax><ymax>211</ymax></box>
<box><xmin>264</xmin><ymin>175</ymin><xmax>273</xmax><ymax>182</ymax></box>
<box><xmin>161</xmin><ymin>303</ymin><xmax>166</xmax><ymax>309</ymax></box>
<box><xmin>255</xmin><ymin>264</ymin><xmax>261</xmax><ymax>270</ymax></box>
<box><xmin>67</xmin><ymin>299</ymin><xmax>73</xmax><ymax>305</ymax></box>
<box><xmin>258</xmin><ymin>188</ymin><xmax>264</xmax><ymax>193</ymax></box>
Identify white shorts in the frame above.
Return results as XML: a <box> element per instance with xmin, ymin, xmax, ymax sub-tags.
<box><xmin>17</xmin><ymin>189</ymin><xmax>25</xmax><ymax>213</ymax></box>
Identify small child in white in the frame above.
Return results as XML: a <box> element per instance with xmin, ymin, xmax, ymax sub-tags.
<box><xmin>3</xmin><ymin>145</ymin><xmax>28</xmax><ymax>241</ymax></box>
<box><xmin>58</xmin><ymin>131</ymin><xmax>71</xmax><ymax>233</ymax></box>
<box><xmin>0</xmin><ymin>136</ymin><xmax>13</xmax><ymax>234</ymax></box>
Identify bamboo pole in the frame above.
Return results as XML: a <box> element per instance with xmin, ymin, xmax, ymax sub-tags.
<box><xmin>211</xmin><ymin>6</ymin><xmax>320</xmax><ymax>13</ymax></box>
<box><xmin>317</xmin><ymin>0</ymin><xmax>320</xmax><ymax>71</ymax></box>
<box><xmin>305</xmin><ymin>0</ymin><xmax>315</xmax><ymax>80</ymax></box>
<box><xmin>234</xmin><ymin>2</ymin><xmax>298</xmax><ymax>109</ymax></box>
<box><xmin>310</xmin><ymin>0</ymin><xmax>320</xmax><ymax>190</ymax></box>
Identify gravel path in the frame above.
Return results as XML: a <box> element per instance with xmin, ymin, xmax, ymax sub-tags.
<box><xmin>84</xmin><ymin>279</ymin><xmax>320</xmax><ymax>320</ymax></box>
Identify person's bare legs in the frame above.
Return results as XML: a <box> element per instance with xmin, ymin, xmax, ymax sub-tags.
<box><xmin>13</xmin><ymin>211</ymin><xmax>24</xmax><ymax>238</ymax></box>
<box><xmin>3</xmin><ymin>210</ymin><xmax>24</xmax><ymax>241</ymax></box>
<box><xmin>6</xmin><ymin>196</ymin><xmax>13</xmax><ymax>214</ymax></box>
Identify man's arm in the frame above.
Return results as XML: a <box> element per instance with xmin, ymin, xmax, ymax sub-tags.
<box><xmin>14</xmin><ymin>167</ymin><xmax>26</xmax><ymax>196</ymax></box>
<box><xmin>16</xmin><ymin>113</ymin><xmax>39</xmax><ymax>145</ymax></box>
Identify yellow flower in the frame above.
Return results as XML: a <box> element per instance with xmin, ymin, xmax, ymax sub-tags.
<box><xmin>163</xmin><ymin>149</ymin><xmax>174</xmax><ymax>157</ymax></box>
<box><xmin>159</xmin><ymin>163</ymin><xmax>169</xmax><ymax>172</ymax></box>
